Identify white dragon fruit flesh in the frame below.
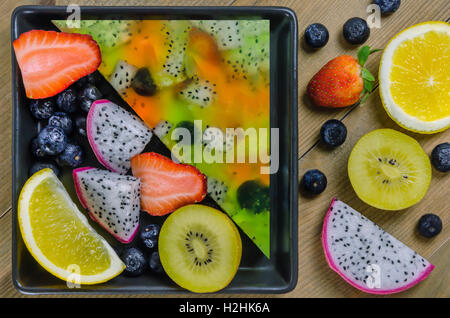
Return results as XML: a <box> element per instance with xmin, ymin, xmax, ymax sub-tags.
<box><xmin>192</xmin><ymin>20</ymin><xmax>243</xmax><ymax>50</ymax></box>
<box><xmin>322</xmin><ymin>198</ymin><xmax>434</xmax><ymax>295</ymax></box>
<box><xmin>153</xmin><ymin>120</ymin><xmax>173</xmax><ymax>139</ymax></box>
<box><xmin>179</xmin><ymin>77</ymin><xmax>217</xmax><ymax>108</ymax></box>
<box><xmin>207</xmin><ymin>177</ymin><xmax>228</xmax><ymax>204</ymax></box>
<box><xmin>109</xmin><ymin>60</ymin><xmax>138</xmax><ymax>96</ymax></box>
<box><xmin>87</xmin><ymin>99</ymin><xmax>152</xmax><ymax>174</ymax></box>
<box><xmin>73</xmin><ymin>167</ymin><xmax>141</xmax><ymax>243</ymax></box>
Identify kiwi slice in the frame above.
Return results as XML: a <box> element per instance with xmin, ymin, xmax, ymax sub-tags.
<box><xmin>348</xmin><ymin>129</ymin><xmax>431</xmax><ymax>210</ymax></box>
<box><xmin>159</xmin><ymin>204</ymin><xmax>242</xmax><ymax>293</ymax></box>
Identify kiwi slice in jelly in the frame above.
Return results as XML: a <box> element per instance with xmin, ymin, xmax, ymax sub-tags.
<box><xmin>348</xmin><ymin>129</ymin><xmax>431</xmax><ymax>210</ymax></box>
<box><xmin>159</xmin><ymin>204</ymin><xmax>242</xmax><ymax>293</ymax></box>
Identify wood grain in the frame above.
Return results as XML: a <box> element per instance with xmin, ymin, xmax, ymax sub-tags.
<box><xmin>1</xmin><ymin>0</ymin><xmax>448</xmax><ymax>298</ymax></box>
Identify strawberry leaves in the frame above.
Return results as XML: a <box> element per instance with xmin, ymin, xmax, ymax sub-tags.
<box><xmin>307</xmin><ymin>46</ymin><xmax>383</xmax><ymax>108</ymax></box>
<box><xmin>358</xmin><ymin>46</ymin><xmax>382</xmax><ymax>65</ymax></box>
<box><xmin>358</xmin><ymin>45</ymin><xmax>382</xmax><ymax>105</ymax></box>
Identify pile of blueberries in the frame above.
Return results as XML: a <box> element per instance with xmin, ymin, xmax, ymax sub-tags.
<box><xmin>121</xmin><ymin>224</ymin><xmax>164</xmax><ymax>276</ymax></box>
<box><xmin>28</xmin><ymin>73</ymin><xmax>102</xmax><ymax>176</ymax></box>
<box><xmin>304</xmin><ymin>0</ymin><xmax>401</xmax><ymax>48</ymax></box>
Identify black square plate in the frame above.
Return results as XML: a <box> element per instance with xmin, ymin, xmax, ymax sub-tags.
<box><xmin>11</xmin><ymin>5</ymin><xmax>298</xmax><ymax>294</ymax></box>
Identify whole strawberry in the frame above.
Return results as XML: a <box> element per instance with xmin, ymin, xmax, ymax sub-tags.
<box><xmin>307</xmin><ymin>46</ymin><xmax>381</xmax><ymax>108</ymax></box>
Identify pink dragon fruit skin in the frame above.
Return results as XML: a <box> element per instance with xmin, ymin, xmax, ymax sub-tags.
<box><xmin>73</xmin><ymin>166</ymin><xmax>94</xmax><ymax>210</ymax></box>
<box><xmin>86</xmin><ymin>99</ymin><xmax>152</xmax><ymax>174</ymax></box>
<box><xmin>73</xmin><ymin>167</ymin><xmax>141</xmax><ymax>244</ymax></box>
<box><xmin>322</xmin><ymin>198</ymin><xmax>434</xmax><ymax>295</ymax></box>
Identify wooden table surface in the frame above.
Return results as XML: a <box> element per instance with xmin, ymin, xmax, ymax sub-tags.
<box><xmin>0</xmin><ymin>0</ymin><xmax>448</xmax><ymax>298</ymax></box>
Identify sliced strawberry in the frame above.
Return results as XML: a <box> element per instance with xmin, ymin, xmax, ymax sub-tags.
<box><xmin>13</xmin><ymin>30</ymin><xmax>101</xmax><ymax>99</ymax></box>
<box><xmin>131</xmin><ymin>152</ymin><xmax>207</xmax><ymax>216</ymax></box>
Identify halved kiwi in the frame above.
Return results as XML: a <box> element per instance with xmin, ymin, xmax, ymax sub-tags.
<box><xmin>348</xmin><ymin>129</ymin><xmax>431</xmax><ymax>210</ymax></box>
<box><xmin>158</xmin><ymin>204</ymin><xmax>242</xmax><ymax>293</ymax></box>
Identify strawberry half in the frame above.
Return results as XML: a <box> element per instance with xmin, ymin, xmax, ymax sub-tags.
<box><xmin>131</xmin><ymin>152</ymin><xmax>207</xmax><ymax>216</ymax></box>
<box><xmin>307</xmin><ymin>46</ymin><xmax>381</xmax><ymax>108</ymax></box>
<box><xmin>13</xmin><ymin>30</ymin><xmax>101</xmax><ymax>99</ymax></box>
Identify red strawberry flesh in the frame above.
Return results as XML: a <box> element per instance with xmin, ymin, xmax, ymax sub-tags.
<box><xmin>131</xmin><ymin>152</ymin><xmax>207</xmax><ymax>216</ymax></box>
<box><xmin>13</xmin><ymin>30</ymin><xmax>101</xmax><ymax>99</ymax></box>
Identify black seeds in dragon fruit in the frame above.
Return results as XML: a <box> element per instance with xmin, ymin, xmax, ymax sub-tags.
<box><xmin>109</xmin><ymin>60</ymin><xmax>138</xmax><ymax>96</ymax></box>
<box><xmin>179</xmin><ymin>77</ymin><xmax>217</xmax><ymax>108</ymax></box>
<box><xmin>73</xmin><ymin>167</ymin><xmax>141</xmax><ymax>244</ymax></box>
<box><xmin>154</xmin><ymin>21</ymin><xmax>191</xmax><ymax>87</ymax></box>
<box><xmin>153</xmin><ymin>120</ymin><xmax>173</xmax><ymax>139</ymax></box>
<box><xmin>192</xmin><ymin>20</ymin><xmax>242</xmax><ymax>50</ymax></box>
<box><xmin>87</xmin><ymin>99</ymin><xmax>152</xmax><ymax>174</ymax></box>
<box><xmin>207</xmin><ymin>177</ymin><xmax>228</xmax><ymax>204</ymax></box>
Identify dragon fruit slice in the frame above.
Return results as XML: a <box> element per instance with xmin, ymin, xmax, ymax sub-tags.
<box><xmin>207</xmin><ymin>177</ymin><xmax>228</xmax><ymax>204</ymax></box>
<box><xmin>153</xmin><ymin>21</ymin><xmax>191</xmax><ymax>88</ymax></box>
<box><xmin>87</xmin><ymin>99</ymin><xmax>152</xmax><ymax>174</ymax></box>
<box><xmin>179</xmin><ymin>77</ymin><xmax>217</xmax><ymax>108</ymax></box>
<box><xmin>222</xmin><ymin>31</ymin><xmax>270</xmax><ymax>83</ymax></box>
<box><xmin>322</xmin><ymin>198</ymin><xmax>434</xmax><ymax>295</ymax></box>
<box><xmin>73</xmin><ymin>167</ymin><xmax>141</xmax><ymax>243</ymax></box>
<box><xmin>109</xmin><ymin>60</ymin><xmax>138</xmax><ymax>96</ymax></box>
<box><xmin>153</xmin><ymin>120</ymin><xmax>173</xmax><ymax>139</ymax></box>
<box><xmin>192</xmin><ymin>20</ymin><xmax>243</xmax><ymax>50</ymax></box>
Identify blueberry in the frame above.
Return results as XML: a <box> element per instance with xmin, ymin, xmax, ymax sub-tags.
<box><xmin>140</xmin><ymin>224</ymin><xmax>160</xmax><ymax>240</ymax></box>
<box><xmin>56</xmin><ymin>143</ymin><xmax>83</xmax><ymax>167</ymax></box>
<box><xmin>74</xmin><ymin>115</ymin><xmax>87</xmax><ymax>137</ymax></box>
<box><xmin>131</xmin><ymin>68</ymin><xmax>157</xmax><ymax>96</ymax></box>
<box><xmin>29</xmin><ymin>161</ymin><xmax>60</xmax><ymax>177</ymax></box>
<box><xmin>320</xmin><ymin>119</ymin><xmax>347</xmax><ymax>147</ymax></box>
<box><xmin>431</xmin><ymin>143</ymin><xmax>449</xmax><ymax>172</ymax></box>
<box><xmin>79</xmin><ymin>85</ymin><xmax>102</xmax><ymax>113</ymax></box>
<box><xmin>30</xmin><ymin>137</ymin><xmax>46</xmax><ymax>158</ymax></box>
<box><xmin>29</xmin><ymin>98</ymin><xmax>56</xmax><ymax>120</ymax></box>
<box><xmin>304</xmin><ymin>23</ymin><xmax>329</xmax><ymax>49</ymax></box>
<box><xmin>237</xmin><ymin>180</ymin><xmax>270</xmax><ymax>214</ymax></box>
<box><xmin>36</xmin><ymin>126</ymin><xmax>67</xmax><ymax>156</ymax></box>
<box><xmin>80</xmin><ymin>85</ymin><xmax>102</xmax><ymax>101</ymax></box>
<box><xmin>148</xmin><ymin>251</ymin><xmax>164</xmax><ymax>274</ymax></box>
<box><xmin>74</xmin><ymin>73</ymin><xmax>98</xmax><ymax>89</ymax></box>
<box><xmin>418</xmin><ymin>214</ymin><xmax>442</xmax><ymax>238</ymax></box>
<box><xmin>375</xmin><ymin>0</ymin><xmax>401</xmax><ymax>14</ymax></box>
<box><xmin>48</xmin><ymin>112</ymin><xmax>73</xmax><ymax>135</ymax></box>
<box><xmin>301</xmin><ymin>169</ymin><xmax>327</xmax><ymax>195</ymax></box>
<box><xmin>122</xmin><ymin>247</ymin><xmax>146</xmax><ymax>277</ymax></box>
<box><xmin>80</xmin><ymin>100</ymin><xmax>92</xmax><ymax>113</ymax></box>
<box><xmin>140</xmin><ymin>224</ymin><xmax>160</xmax><ymax>249</ymax></box>
<box><xmin>142</xmin><ymin>237</ymin><xmax>157</xmax><ymax>249</ymax></box>
<box><xmin>343</xmin><ymin>17</ymin><xmax>370</xmax><ymax>45</ymax></box>
<box><xmin>56</xmin><ymin>87</ymin><xmax>78</xmax><ymax>113</ymax></box>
